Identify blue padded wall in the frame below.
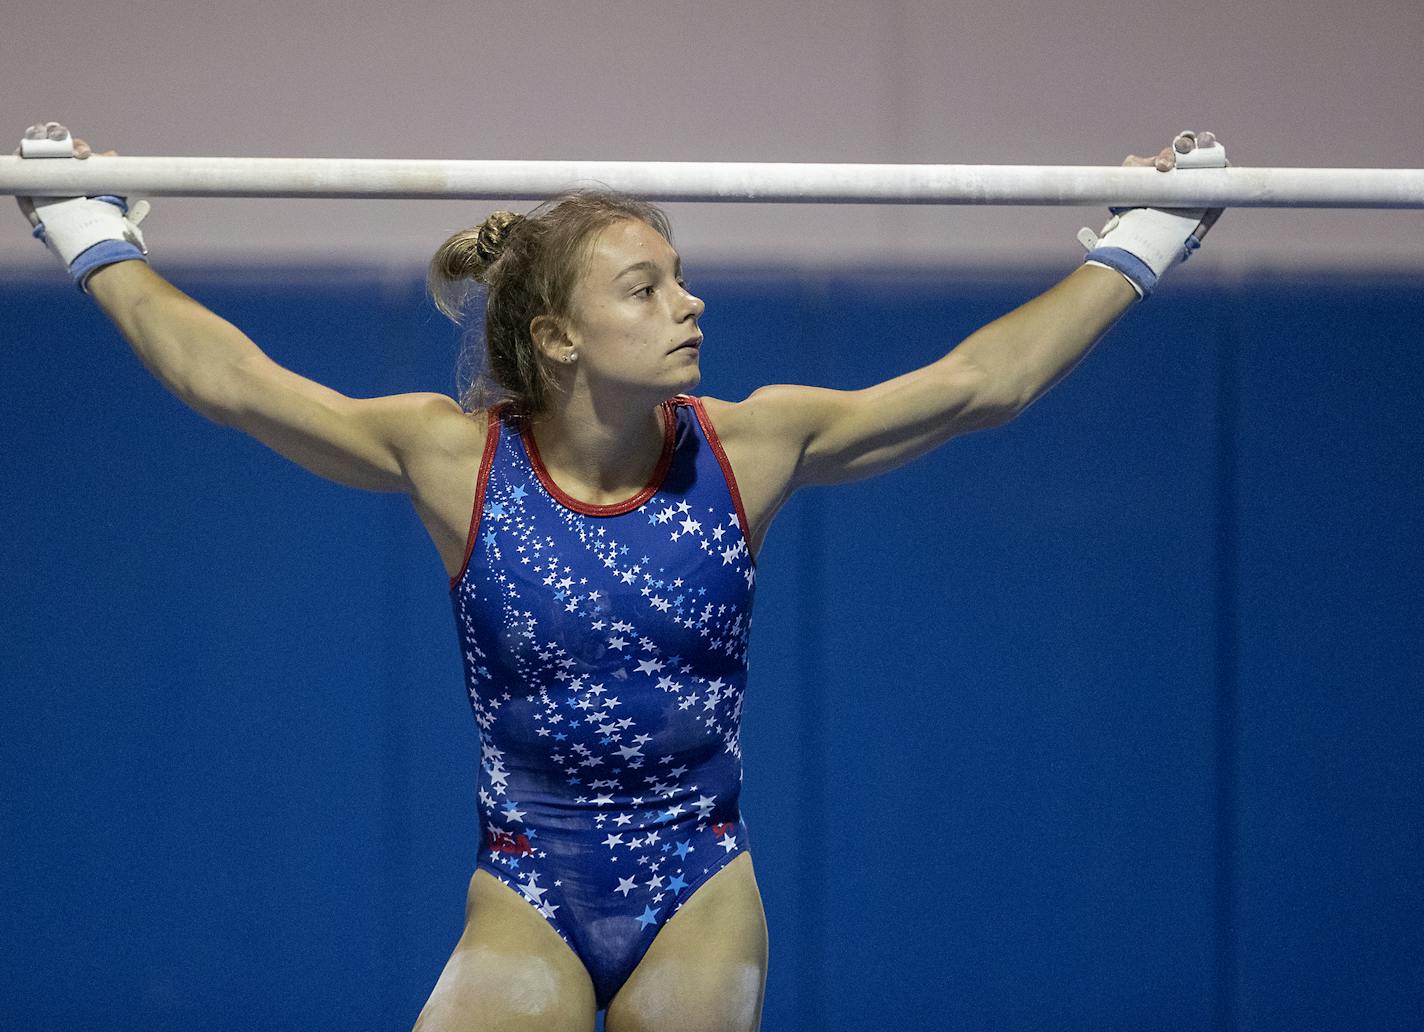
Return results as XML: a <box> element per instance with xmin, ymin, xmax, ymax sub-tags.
<box><xmin>1</xmin><ymin>266</ymin><xmax>1420</xmax><ymax>1031</ymax></box>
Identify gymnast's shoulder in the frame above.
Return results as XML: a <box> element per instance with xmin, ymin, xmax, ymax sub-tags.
<box><xmin>372</xmin><ymin>391</ymin><xmax>489</xmax><ymax>468</ymax></box>
<box><xmin>689</xmin><ymin>387</ymin><xmax>822</xmax><ymax>475</ymax></box>
<box><xmin>694</xmin><ymin>385</ymin><xmax>838</xmax><ymax>447</ymax></box>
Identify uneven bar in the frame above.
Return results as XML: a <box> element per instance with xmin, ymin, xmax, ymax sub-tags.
<box><xmin>0</xmin><ymin>156</ymin><xmax>1422</xmax><ymax>208</ymax></box>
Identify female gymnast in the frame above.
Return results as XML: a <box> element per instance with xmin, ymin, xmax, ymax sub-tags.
<box><xmin>16</xmin><ymin>122</ymin><xmax>1224</xmax><ymax>1032</ymax></box>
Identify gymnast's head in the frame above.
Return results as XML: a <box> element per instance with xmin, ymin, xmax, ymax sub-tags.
<box><xmin>428</xmin><ymin>189</ymin><xmax>703</xmax><ymax>422</ymax></box>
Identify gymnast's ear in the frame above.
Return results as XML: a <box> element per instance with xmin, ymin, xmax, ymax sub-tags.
<box><xmin>530</xmin><ymin>314</ymin><xmax>572</xmax><ymax>364</ymax></box>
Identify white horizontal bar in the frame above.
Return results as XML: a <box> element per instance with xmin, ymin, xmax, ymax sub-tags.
<box><xmin>0</xmin><ymin>156</ymin><xmax>1421</xmax><ymax>208</ymax></box>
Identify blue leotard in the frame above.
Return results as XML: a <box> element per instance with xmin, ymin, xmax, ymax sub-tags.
<box><xmin>449</xmin><ymin>395</ymin><xmax>756</xmax><ymax>1009</ymax></box>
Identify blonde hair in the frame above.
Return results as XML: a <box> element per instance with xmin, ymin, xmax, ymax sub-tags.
<box><xmin>427</xmin><ymin>190</ymin><xmax>674</xmax><ymax>421</ymax></box>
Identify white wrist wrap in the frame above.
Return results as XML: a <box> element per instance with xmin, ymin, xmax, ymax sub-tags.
<box><xmin>29</xmin><ymin>195</ymin><xmax>150</xmax><ymax>266</ymax></box>
<box><xmin>1077</xmin><ymin>207</ymin><xmax>1207</xmax><ymax>293</ymax></box>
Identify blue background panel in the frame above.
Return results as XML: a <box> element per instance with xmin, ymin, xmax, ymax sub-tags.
<box><xmin>1</xmin><ymin>267</ymin><xmax>1420</xmax><ymax>1031</ymax></box>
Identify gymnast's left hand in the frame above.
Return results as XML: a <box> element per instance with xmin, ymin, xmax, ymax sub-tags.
<box><xmin>1124</xmin><ymin>130</ymin><xmax>1226</xmax><ymax>237</ymax></box>
<box><xmin>1122</xmin><ymin>130</ymin><xmax>1219</xmax><ymax>172</ymax></box>
<box><xmin>1077</xmin><ymin>129</ymin><xmax>1227</xmax><ymax>298</ymax></box>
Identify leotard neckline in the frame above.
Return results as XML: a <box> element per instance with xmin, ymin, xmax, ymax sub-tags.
<box><xmin>518</xmin><ymin>399</ymin><xmax>678</xmax><ymax>517</ymax></box>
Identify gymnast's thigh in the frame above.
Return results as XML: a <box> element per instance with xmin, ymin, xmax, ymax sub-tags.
<box><xmin>606</xmin><ymin>852</ymin><xmax>769</xmax><ymax>1032</ymax></box>
<box><xmin>412</xmin><ymin>868</ymin><xmax>597</xmax><ymax>1032</ymax></box>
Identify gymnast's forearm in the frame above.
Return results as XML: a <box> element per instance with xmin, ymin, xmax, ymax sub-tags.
<box><xmin>949</xmin><ymin>263</ymin><xmax>1137</xmax><ymax>416</ymax></box>
<box><xmin>85</xmin><ymin>260</ymin><xmax>267</xmax><ymax>424</ymax></box>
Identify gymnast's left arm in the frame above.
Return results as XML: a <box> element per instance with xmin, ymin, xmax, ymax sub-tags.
<box><xmin>722</xmin><ymin>130</ymin><xmax>1226</xmax><ymax>491</ymax></box>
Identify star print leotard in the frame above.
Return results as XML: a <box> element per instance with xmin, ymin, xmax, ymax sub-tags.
<box><xmin>449</xmin><ymin>394</ymin><xmax>755</xmax><ymax>1009</ymax></box>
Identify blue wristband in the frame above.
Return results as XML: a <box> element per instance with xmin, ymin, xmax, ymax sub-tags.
<box><xmin>70</xmin><ymin>239</ymin><xmax>148</xmax><ymax>293</ymax></box>
<box><xmin>1084</xmin><ymin>246</ymin><xmax>1158</xmax><ymax>299</ymax></box>
<box><xmin>1083</xmin><ymin>233</ymin><xmax>1204</xmax><ymax>301</ymax></box>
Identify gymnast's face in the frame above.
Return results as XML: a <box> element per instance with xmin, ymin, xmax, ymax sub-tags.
<box><xmin>562</xmin><ymin>218</ymin><xmax>705</xmax><ymax>399</ymax></box>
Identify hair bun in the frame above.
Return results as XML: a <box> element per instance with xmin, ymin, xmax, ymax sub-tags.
<box><xmin>474</xmin><ymin>210</ymin><xmax>524</xmax><ymax>268</ymax></box>
<box><xmin>427</xmin><ymin>209</ymin><xmax>528</xmax><ymax>319</ymax></box>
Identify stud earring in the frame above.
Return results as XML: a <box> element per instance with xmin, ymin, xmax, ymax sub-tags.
<box><xmin>565</xmin><ymin>352</ymin><xmax>577</xmax><ymax>364</ymax></box>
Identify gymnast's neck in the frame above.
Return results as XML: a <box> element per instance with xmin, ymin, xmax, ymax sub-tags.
<box><xmin>524</xmin><ymin>389</ymin><xmax>672</xmax><ymax>504</ymax></box>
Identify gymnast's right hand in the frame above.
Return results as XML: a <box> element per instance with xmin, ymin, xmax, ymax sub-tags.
<box><xmin>14</xmin><ymin>121</ymin><xmax>151</xmax><ymax>294</ymax></box>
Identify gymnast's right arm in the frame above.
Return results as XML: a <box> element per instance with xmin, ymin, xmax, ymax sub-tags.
<box><xmin>15</xmin><ymin>123</ymin><xmax>464</xmax><ymax>495</ymax></box>
<box><xmin>84</xmin><ymin>260</ymin><xmax>464</xmax><ymax>494</ymax></box>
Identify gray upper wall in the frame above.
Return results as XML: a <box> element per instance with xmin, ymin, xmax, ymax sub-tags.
<box><xmin>4</xmin><ymin>0</ymin><xmax>1421</xmax><ymax>275</ymax></box>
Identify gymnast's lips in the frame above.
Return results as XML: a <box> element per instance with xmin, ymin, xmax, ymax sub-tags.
<box><xmin>671</xmin><ymin>335</ymin><xmax>703</xmax><ymax>353</ymax></box>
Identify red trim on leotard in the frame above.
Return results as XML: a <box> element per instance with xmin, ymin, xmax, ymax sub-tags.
<box><xmin>520</xmin><ymin>401</ymin><xmax>676</xmax><ymax>517</ymax></box>
<box><xmin>687</xmin><ymin>395</ymin><xmax>755</xmax><ymax>566</ymax></box>
<box><xmin>448</xmin><ymin>406</ymin><xmax>503</xmax><ymax>591</ymax></box>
